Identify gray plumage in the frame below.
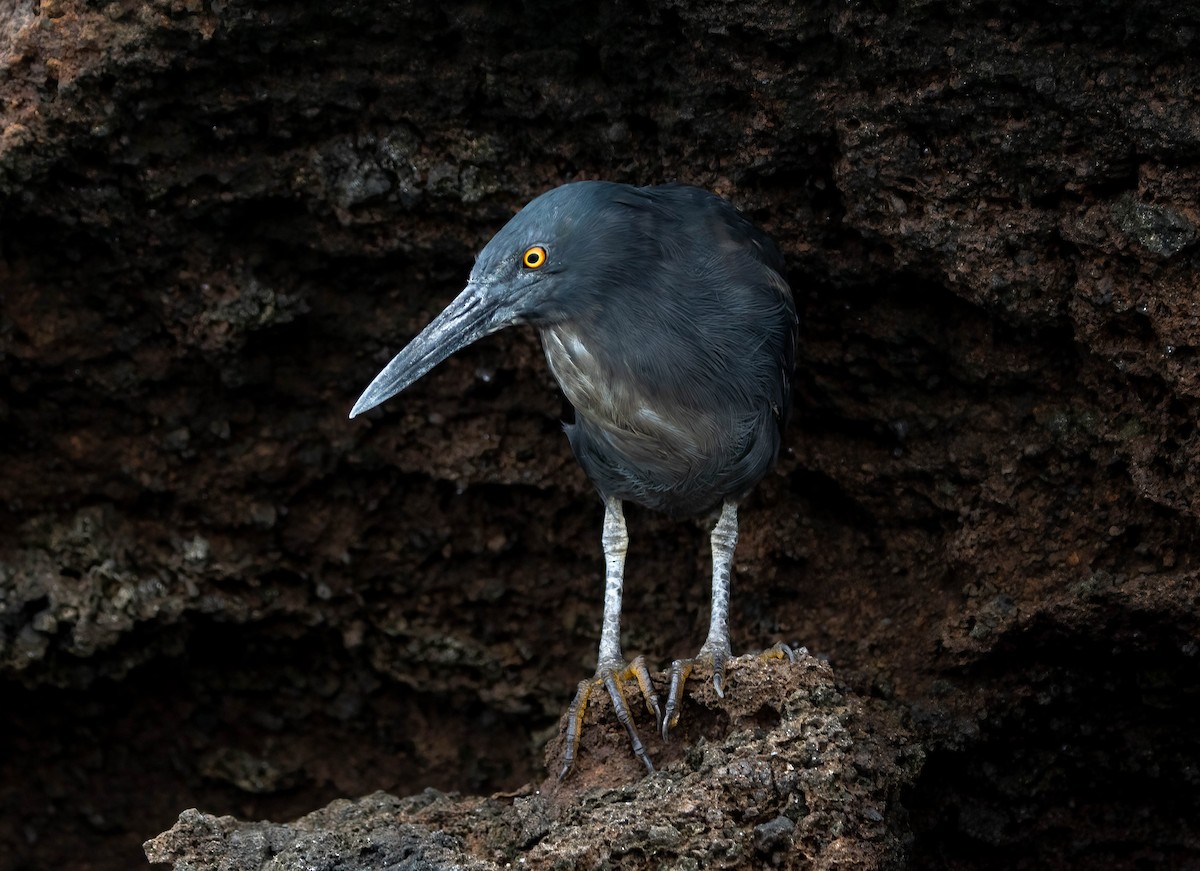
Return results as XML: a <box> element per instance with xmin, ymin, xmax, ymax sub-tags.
<box><xmin>352</xmin><ymin>181</ymin><xmax>796</xmax><ymax>516</ymax></box>
<box><xmin>351</xmin><ymin>180</ymin><xmax>797</xmax><ymax>776</ymax></box>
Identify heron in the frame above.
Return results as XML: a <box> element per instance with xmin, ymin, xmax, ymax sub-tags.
<box><xmin>350</xmin><ymin>181</ymin><xmax>797</xmax><ymax>778</ymax></box>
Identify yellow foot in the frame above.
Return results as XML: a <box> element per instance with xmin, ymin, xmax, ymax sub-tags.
<box><xmin>662</xmin><ymin>641</ymin><xmax>796</xmax><ymax>741</ymax></box>
<box><xmin>559</xmin><ymin>654</ymin><xmax>661</xmax><ymax>780</ymax></box>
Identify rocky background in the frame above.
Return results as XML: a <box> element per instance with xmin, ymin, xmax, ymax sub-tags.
<box><xmin>3</xmin><ymin>0</ymin><xmax>1200</xmax><ymax>869</ymax></box>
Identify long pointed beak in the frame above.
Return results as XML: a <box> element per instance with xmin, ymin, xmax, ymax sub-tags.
<box><xmin>349</xmin><ymin>282</ymin><xmax>508</xmax><ymax>418</ymax></box>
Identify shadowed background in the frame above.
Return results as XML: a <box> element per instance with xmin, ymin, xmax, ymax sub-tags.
<box><xmin>2</xmin><ymin>0</ymin><xmax>1200</xmax><ymax>868</ymax></box>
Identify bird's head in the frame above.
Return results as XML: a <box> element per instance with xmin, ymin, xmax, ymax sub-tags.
<box><xmin>350</xmin><ymin>182</ymin><xmax>635</xmax><ymax>418</ymax></box>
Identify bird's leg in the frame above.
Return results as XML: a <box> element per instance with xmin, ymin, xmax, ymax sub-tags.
<box><xmin>663</xmin><ymin>499</ymin><xmax>739</xmax><ymax>740</ymax></box>
<box><xmin>559</xmin><ymin>496</ymin><xmax>661</xmax><ymax>780</ymax></box>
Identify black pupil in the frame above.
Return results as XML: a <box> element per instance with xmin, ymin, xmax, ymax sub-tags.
<box><xmin>528</xmin><ymin>251</ymin><xmax>540</xmax><ymax>264</ymax></box>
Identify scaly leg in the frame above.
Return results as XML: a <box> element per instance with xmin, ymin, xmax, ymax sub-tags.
<box><xmin>663</xmin><ymin>499</ymin><xmax>738</xmax><ymax>741</ymax></box>
<box><xmin>560</xmin><ymin>496</ymin><xmax>661</xmax><ymax>780</ymax></box>
<box><xmin>662</xmin><ymin>500</ymin><xmax>797</xmax><ymax>740</ymax></box>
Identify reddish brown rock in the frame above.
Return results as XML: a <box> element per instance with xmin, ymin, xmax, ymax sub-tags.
<box><xmin>145</xmin><ymin>654</ymin><xmax>920</xmax><ymax>870</ymax></box>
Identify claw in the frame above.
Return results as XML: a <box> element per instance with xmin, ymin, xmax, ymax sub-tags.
<box><xmin>662</xmin><ymin>658</ymin><xmax>692</xmax><ymax>741</ymax></box>
<box><xmin>627</xmin><ymin>654</ymin><xmax>663</xmax><ymax>725</ymax></box>
<box><xmin>662</xmin><ymin>642</ymin><xmax>796</xmax><ymax>742</ymax></box>
<box><xmin>559</xmin><ymin>655</ymin><xmax>661</xmax><ymax>780</ymax></box>
<box><xmin>760</xmin><ymin>640</ymin><xmax>797</xmax><ymax>663</ymax></box>
<box><xmin>663</xmin><ymin>642</ymin><xmax>729</xmax><ymax>742</ymax></box>
<box><xmin>711</xmin><ymin>647</ymin><xmax>729</xmax><ymax>697</ymax></box>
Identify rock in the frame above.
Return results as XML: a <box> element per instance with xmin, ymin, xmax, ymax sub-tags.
<box><xmin>145</xmin><ymin>654</ymin><xmax>919</xmax><ymax>870</ymax></box>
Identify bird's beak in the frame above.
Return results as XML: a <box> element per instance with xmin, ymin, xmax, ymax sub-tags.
<box><xmin>349</xmin><ymin>282</ymin><xmax>512</xmax><ymax>418</ymax></box>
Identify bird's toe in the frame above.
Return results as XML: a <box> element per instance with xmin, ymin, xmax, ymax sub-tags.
<box><xmin>662</xmin><ymin>641</ymin><xmax>797</xmax><ymax>741</ymax></box>
<box><xmin>759</xmin><ymin>640</ymin><xmax>798</xmax><ymax>664</ymax></box>
<box><xmin>662</xmin><ymin>656</ymin><xmax>694</xmax><ymax>741</ymax></box>
<box><xmin>559</xmin><ymin>659</ymin><xmax>659</xmax><ymax>781</ymax></box>
<box><xmin>663</xmin><ymin>645</ymin><xmax>731</xmax><ymax>741</ymax></box>
<box><xmin>628</xmin><ymin>654</ymin><xmax>663</xmax><ymax>724</ymax></box>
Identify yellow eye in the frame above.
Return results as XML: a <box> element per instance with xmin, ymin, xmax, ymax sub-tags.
<box><xmin>522</xmin><ymin>246</ymin><xmax>547</xmax><ymax>269</ymax></box>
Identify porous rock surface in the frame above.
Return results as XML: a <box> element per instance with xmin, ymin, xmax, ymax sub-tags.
<box><xmin>145</xmin><ymin>654</ymin><xmax>919</xmax><ymax>870</ymax></box>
